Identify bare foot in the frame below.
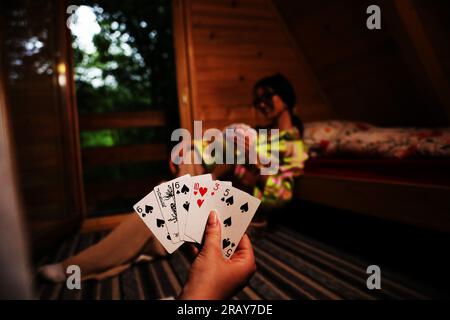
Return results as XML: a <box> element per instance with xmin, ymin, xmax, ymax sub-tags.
<box><xmin>38</xmin><ymin>263</ymin><xmax>66</xmax><ymax>283</ymax></box>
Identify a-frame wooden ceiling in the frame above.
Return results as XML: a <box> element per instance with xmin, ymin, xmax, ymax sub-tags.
<box><xmin>273</xmin><ymin>0</ymin><xmax>450</xmax><ymax>127</ymax></box>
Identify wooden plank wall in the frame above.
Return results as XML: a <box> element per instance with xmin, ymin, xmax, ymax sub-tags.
<box><xmin>411</xmin><ymin>0</ymin><xmax>450</xmax><ymax>121</ymax></box>
<box><xmin>0</xmin><ymin>25</ymin><xmax>34</xmax><ymax>298</ymax></box>
<box><xmin>274</xmin><ymin>0</ymin><xmax>449</xmax><ymax>127</ymax></box>
<box><xmin>2</xmin><ymin>1</ymin><xmax>84</xmax><ymax>223</ymax></box>
<box><xmin>181</xmin><ymin>0</ymin><xmax>333</xmax><ymax>130</ymax></box>
<box><xmin>415</xmin><ymin>1</ymin><xmax>450</xmax><ymax>82</ymax></box>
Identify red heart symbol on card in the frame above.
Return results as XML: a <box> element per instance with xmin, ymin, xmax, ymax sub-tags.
<box><xmin>194</xmin><ymin>191</ymin><xmax>197</xmax><ymax>195</ymax></box>
<box><xmin>199</xmin><ymin>187</ymin><xmax>207</xmax><ymax>197</ymax></box>
<box><xmin>197</xmin><ymin>199</ymin><xmax>204</xmax><ymax>208</ymax></box>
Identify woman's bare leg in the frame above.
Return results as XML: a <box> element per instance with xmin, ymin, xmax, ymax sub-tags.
<box><xmin>62</xmin><ymin>214</ymin><xmax>164</xmax><ymax>278</ymax></box>
<box><xmin>40</xmin><ymin>214</ymin><xmax>165</xmax><ymax>282</ymax></box>
<box><xmin>40</xmin><ymin>142</ymin><xmax>207</xmax><ymax>282</ymax></box>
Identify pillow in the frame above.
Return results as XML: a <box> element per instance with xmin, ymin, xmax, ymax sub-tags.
<box><xmin>338</xmin><ymin>128</ymin><xmax>417</xmax><ymax>159</ymax></box>
<box><xmin>303</xmin><ymin>121</ymin><xmax>373</xmax><ymax>156</ymax></box>
<box><xmin>411</xmin><ymin>129</ymin><xmax>450</xmax><ymax>157</ymax></box>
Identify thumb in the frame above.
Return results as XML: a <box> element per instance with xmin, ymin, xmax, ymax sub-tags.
<box><xmin>202</xmin><ymin>210</ymin><xmax>221</xmax><ymax>254</ymax></box>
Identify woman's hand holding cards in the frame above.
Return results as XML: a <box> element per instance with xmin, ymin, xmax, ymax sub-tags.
<box><xmin>179</xmin><ymin>211</ymin><xmax>256</xmax><ymax>300</ymax></box>
<box><xmin>134</xmin><ymin>174</ymin><xmax>261</xmax><ymax>259</ymax></box>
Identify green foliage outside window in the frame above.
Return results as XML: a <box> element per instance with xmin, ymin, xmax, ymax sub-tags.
<box><xmin>80</xmin><ymin>127</ymin><xmax>164</xmax><ymax>148</ymax></box>
<box><xmin>70</xmin><ymin>1</ymin><xmax>177</xmax><ymax>214</ymax></box>
<box><xmin>71</xmin><ymin>0</ymin><xmax>177</xmax><ymax>147</ymax></box>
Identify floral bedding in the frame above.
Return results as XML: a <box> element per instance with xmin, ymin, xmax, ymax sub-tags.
<box><xmin>303</xmin><ymin>121</ymin><xmax>450</xmax><ymax>159</ymax></box>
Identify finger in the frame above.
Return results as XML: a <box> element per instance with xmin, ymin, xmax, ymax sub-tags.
<box><xmin>187</xmin><ymin>243</ymin><xmax>200</xmax><ymax>257</ymax></box>
<box><xmin>244</xmin><ymin>140</ymin><xmax>250</xmax><ymax>151</ymax></box>
<box><xmin>201</xmin><ymin>210</ymin><xmax>221</xmax><ymax>254</ymax></box>
<box><xmin>231</xmin><ymin>234</ymin><xmax>254</xmax><ymax>261</ymax></box>
<box><xmin>169</xmin><ymin>161</ymin><xmax>178</xmax><ymax>175</ymax></box>
<box><xmin>237</xmin><ymin>234</ymin><xmax>252</xmax><ymax>251</ymax></box>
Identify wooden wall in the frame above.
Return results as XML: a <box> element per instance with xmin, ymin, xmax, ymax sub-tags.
<box><xmin>176</xmin><ymin>0</ymin><xmax>450</xmax><ymax>129</ymax></box>
<box><xmin>2</xmin><ymin>0</ymin><xmax>83</xmax><ymax>221</ymax></box>
<box><xmin>412</xmin><ymin>0</ymin><xmax>450</xmax><ymax>121</ymax></box>
<box><xmin>0</xmin><ymin>28</ymin><xmax>33</xmax><ymax>298</ymax></box>
<box><xmin>273</xmin><ymin>0</ymin><xmax>450</xmax><ymax>127</ymax></box>
<box><xmin>417</xmin><ymin>1</ymin><xmax>450</xmax><ymax>81</ymax></box>
<box><xmin>1</xmin><ymin>0</ymin><xmax>84</xmax><ymax>256</ymax></box>
<box><xmin>175</xmin><ymin>0</ymin><xmax>333</xmax><ymax>130</ymax></box>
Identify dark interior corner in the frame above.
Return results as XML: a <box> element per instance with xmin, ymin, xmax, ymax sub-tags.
<box><xmin>280</xmin><ymin>199</ymin><xmax>450</xmax><ymax>296</ymax></box>
<box><xmin>1</xmin><ymin>0</ymin><xmax>450</xmax><ymax>301</ymax></box>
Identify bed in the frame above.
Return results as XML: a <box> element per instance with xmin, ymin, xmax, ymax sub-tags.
<box><xmin>297</xmin><ymin>121</ymin><xmax>450</xmax><ymax>232</ymax></box>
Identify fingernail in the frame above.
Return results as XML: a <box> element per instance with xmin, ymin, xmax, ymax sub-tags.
<box><xmin>208</xmin><ymin>210</ymin><xmax>217</xmax><ymax>226</ymax></box>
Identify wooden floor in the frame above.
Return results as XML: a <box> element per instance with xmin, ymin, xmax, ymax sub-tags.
<box><xmin>35</xmin><ymin>226</ymin><xmax>442</xmax><ymax>300</ymax></box>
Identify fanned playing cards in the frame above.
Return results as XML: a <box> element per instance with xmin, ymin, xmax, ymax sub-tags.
<box><xmin>133</xmin><ymin>174</ymin><xmax>261</xmax><ymax>259</ymax></box>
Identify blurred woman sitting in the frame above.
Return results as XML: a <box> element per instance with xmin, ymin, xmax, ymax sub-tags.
<box><xmin>39</xmin><ymin>74</ymin><xmax>308</xmax><ymax>288</ymax></box>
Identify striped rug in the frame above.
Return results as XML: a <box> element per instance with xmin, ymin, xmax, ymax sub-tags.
<box><xmin>35</xmin><ymin>226</ymin><xmax>441</xmax><ymax>300</ymax></box>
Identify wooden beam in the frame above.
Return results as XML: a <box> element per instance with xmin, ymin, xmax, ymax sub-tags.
<box><xmin>391</xmin><ymin>0</ymin><xmax>450</xmax><ymax>121</ymax></box>
<box><xmin>0</xmin><ymin>21</ymin><xmax>33</xmax><ymax>297</ymax></box>
<box><xmin>82</xmin><ymin>143</ymin><xmax>167</xmax><ymax>167</ymax></box>
<box><xmin>173</xmin><ymin>0</ymin><xmax>195</xmax><ymax>132</ymax></box>
<box><xmin>304</xmin><ymin>158</ymin><xmax>450</xmax><ymax>187</ymax></box>
<box><xmin>84</xmin><ymin>176</ymin><xmax>165</xmax><ymax>212</ymax></box>
<box><xmin>81</xmin><ymin>213</ymin><xmax>131</xmax><ymax>233</ymax></box>
<box><xmin>268</xmin><ymin>0</ymin><xmax>334</xmax><ymax>119</ymax></box>
<box><xmin>79</xmin><ymin>111</ymin><xmax>166</xmax><ymax>130</ymax></box>
<box><xmin>296</xmin><ymin>174</ymin><xmax>450</xmax><ymax>233</ymax></box>
<box><xmin>61</xmin><ymin>0</ymin><xmax>87</xmax><ymax>217</ymax></box>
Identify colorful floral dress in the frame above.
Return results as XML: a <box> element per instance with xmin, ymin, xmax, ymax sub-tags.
<box><xmin>194</xmin><ymin>127</ymin><xmax>308</xmax><ymax>208</ymax></box>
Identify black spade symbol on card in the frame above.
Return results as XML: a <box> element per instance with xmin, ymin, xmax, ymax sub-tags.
<box><xmin>181</xmin><ymin>184</ymin><xmax>190</xmax><ymax>194</ymax></box>
<box><xmin>145</xmin><ymin>205</ymin><xmax>153</xmax><ymax>214</ymax></box>
<box><xmin>183</xmin><ymin>201</ymin><xmax>190</xmax><ymax>211</ymax></box>
<box><xmin>222</xmin><ymin>238</ymin><xmax>231</xmax><ymax>249</ymax></box>
<box><xmin>156</xmin><ymin>219</ymin><xmax>165</xmax><ymax>228</ymax></box>
<box><xmin>167</xmin><ymin>234</ymin><xmax>171</xmax><ymax>241</ymax></box>
<box><xmin>224</xmin><ymin>217</ymin><xmax>232</xmax><ymax>227</ymax></box>
<box><xmin>225</xmin><ymin>196</ymin><xmax>234</xmax><ymax>206</ymax></box>
<box><xmin>176</xmin><ymin>190</ymin><xmax>180</xmax><ymax>194</ymax></box>
<box><xmin>240</xmin><ymin>202</ymin><xmax>249</xmax><ymax>213</ymax></box>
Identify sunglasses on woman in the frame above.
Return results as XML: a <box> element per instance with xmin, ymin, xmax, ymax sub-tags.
<box><xmin>253</xmin><ymin>87</ymin><xmax>274</xmax><ymax>113</ymax></box>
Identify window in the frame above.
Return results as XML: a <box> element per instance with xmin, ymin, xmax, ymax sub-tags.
<box><xmin>70</xmin><ymin>0</ymin><xmax>179</xmax><ymax>216</ymax></box>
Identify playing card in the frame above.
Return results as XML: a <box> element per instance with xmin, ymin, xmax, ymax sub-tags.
<box><xmin>185</xmin><ymin>175</ymin><xmax>233</xmax><ymax>243</ymax></box>
<box><xmin>211</xmin><ymin>180</ymin><xmax>232</xmax><ymax>194</ymax></box>
<box><xmin>179</xmin><ymin>174</ymin><xmax>212</xmax><ymax>243</ymax></box>
<box><xmin>173</xmin><ymin>174</ymin><xmax>194</xmax><ymax>241</ymax></box>
<box><xmin>133</xmin><ymin>191</ymin><xmax>183</xmax><ymax>254</ymax></box>
<box><xmin>176</xmin><ymin>175</ymin><xmax>231</xmax><ymax>243</ymax></box>
<box><xmin>215</xmin><ymin>186</ymin><xmax>261</xmax><ymax>259</ymax></box>
<box><xmin>154</xmin><ymin>175</ymin><xmax>189</xmax><ymax>244</ymax></box>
